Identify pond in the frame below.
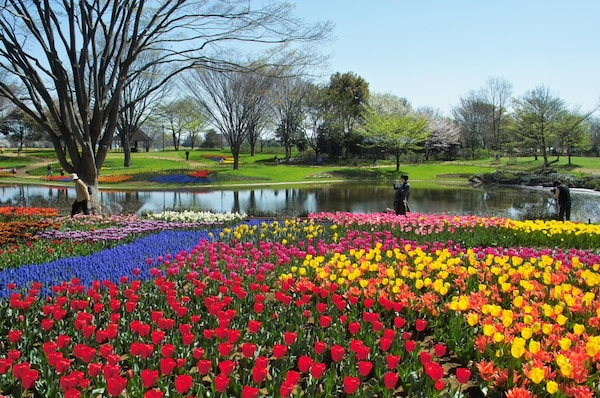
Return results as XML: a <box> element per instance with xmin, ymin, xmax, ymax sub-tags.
<box><xmin>2</xmin><ymin>182</ymin><xmax>600</xmax><ymax>222</ymax></box>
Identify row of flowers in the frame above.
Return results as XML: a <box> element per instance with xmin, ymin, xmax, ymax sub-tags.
<box><xmin>311</xmin><ymin>211</ymin><xmax>600</xmax><ymax>250</ymax></box>
<box><xmin>0</xmin><ymin>209</ymin><xmax>599</xmax><ymax>397</ymax></box>
<box><xmin>0</xmin><ymin>211</ymin><xmax>246</xmax><ymax>270</ymax></box>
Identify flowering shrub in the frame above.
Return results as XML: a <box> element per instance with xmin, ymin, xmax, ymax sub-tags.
<box><xmin>0</xmin><ymin>211</ymin><xmax>598</xmax><ymax>397</ymax></box>
<box><xmin>143</xmin><ymin>209</ymin><xmax>246</xmax><ymax>224</ymax></box>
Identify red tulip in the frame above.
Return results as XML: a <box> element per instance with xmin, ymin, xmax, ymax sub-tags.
<box><xmin>161</xmin><ymin>344</ymin><xmax>175</xmax><ymax>358</ymax></box>
<box><xmin>273</xmin><ymin>344</ymin><xmax>288</xmax><ymax>359</ymax></box>
<box><xmin>252</xmin><ymin>365</ymin><xmax>268</xmax><ymax>383</ymax></box>
<box><xmin>415</xmin><ymin>319</ymin><xmax>428</xmax><ymax>332</ymax></box>
<box><xmin>314</xmin><ymin>341</ymin><xmax>327</xmax><ymax>355</ymax></box>
<box><xmin>435</xmin><ymin>380</ymin><xmax>445</xmax><ymax>391</ymax></box>
<box><xmin>456</xmin><ymin>367</ymin><xmax>472</xmax><ymax>384</ymax></box>
<box><xmin>140</xmin><ymin>369</ymin><xmax>159</xmax><ymax>389</ymax></box>
<box><xmin>253</xmin><ymin>302</ymin><xmax>264</xmax><ymax>313</ymax></box>
<box><xmin>405</xmin><ymin>340</ymin><xmax>416</xmax><ymax>352</ymax></box>
<box><xmin>419</xmin><ymin>351</ymin><xmax>432</xmax><ymax>364</ymax></box>
<box><xmin>64</xmin><ymin>389</ymin><xmax>81</xmax><ymax>398</ymax></box>
<box><xmin>330</xmin><ymin>345</ymin><xmax>345</xmax><ymax>362</ymax></box>
<box><xmin>279</xmin><ymin>381</ymin><xmax>294</xmax><ymax>398</ymax></box>
<box><xmin>218</xmin><ymin>342</ymin><xmax>234</xmax><ymax>357</ymax></box>
<box><xmin>343</xmin><ymin>376</ymin><xmax>360</xmax><ymax>394</ymax></box>
<box><xmin>248</xmin><ymin>320</ymin><xmax>262</xmax><ymax>333</ymax></box>
<box><xmin>283</xmin><ymin>331</ymin><xmax>297</xmax><ymax>345</ymax></box>
<box><xmin>151</xmin><ymin>330</ymin><xmax>165</xmax><ymax>345</ymax></box>
<box><xmin>57</xmin><ymin>334</ymin><xmax>71</xmax><ymax>349</ymax></box>
<box><xmin>197</xmin><ymin>359</ymin><xmax>212</xmax><ymax>375</ymax></box>
<box><xmin>159</xmin><ymin>358</ymin><xmax>176</xmax><ymax>375</ymax></box>
<box><xmin>20</xmin><ymin>368</ymin><xmax>39</xmax><ymax>389</ymax></box>
<box><xmin>424</xmin><ymin>362</ymin><xmax>444</xmax><ymax>381</ymax></box>
<box><xmin>144</xmin><ymin>390</ymin><xmax>163</xmax><ymax>398</ymax></box>
<box><xmin>298</xmin><ymin>355</ymin><xmax>313</xmax><ymax>372</ymax></box>
<box><xmin>41</xmin><ymin>318</ymin><xmax>54</xmax><ymax>331</ymax></box>
<box><xmin>319</xmin><ymin>315</ymin><xmax>332</xmax><ymax>328</ymax></box>
<box><xmin>384</xmin><ymin>371</ymin><xmax>399</xmax><ymax>389</ymax></box>
<box><xmin>8</xmin><ymin>330</ymin><xmax>22</xmax><ymax>343</ymax></box>
<box><xmin>88</xmin><ymin>363</ymin><xmax>103</xmax><ymax>378</ymax></box>
<box><xmin>380</xmin><ymin>337</ymin><xmax>393</xmax><ymax>352</ymax></box>
<box><xmin>348</xmin><ymin>321</ymin><xmax>361</xmax><ymax>335</ymax></box>
<box><xmin>387</xmin><ymin>354</ymin><xmax>401</xmax><ymax>369</ymax></box>
<box><xmin>242</xmin><ymin>385</ymin><xmax>259</xmax><ymax>398</ymax></box>
<box><xmin>0</xmin><ymin>358</ymin><xmax>13</xmax><ymax>375</ymax></box>
<box><xmin>214</xmin><ymin>373</ymin><xmax>230</xmax><ymax>393</ymax></box>
<box><xmin>219</xmin><ymin>360</ymin><xmax>235</xmax><ymax>375</ymax></box>
<box><xmin>242</xmin><ymin>342</ymin><xmax>257</xmax><ymax>358</ymax></box>
<box><xmin>227</xmin><ymin>329</ymin><xmax>241</xmax><ymax>343</ymax></box>
<box><xmin>310</xmin><ymin>362</ymin><xmax>326</xmax><ymax>379</ymax></box>
<box><xmin>193</xmin><ymin>347</ymin><xmax>205</xmax><ymax>360</ymax></box>
<box><xmin>175</xmin><ymin>374</ymin><xmax>193</xmax><ymax>394</ymax></box>
<box><xmin>106</xmin><ymin>375</ymin><xmax>127</xmax><ymax>397</ymax></box>
<box><xmin>434</xmin><ymin>344</ymin><xmax>447</xmax><ymax>357</ymax></box>
<box><xmin>358</xmin><ymin>361</ymin><xmax>373</xmax><ymax>377</ymax></box>
<box><xmin>372</xmin><ymin>320</ymin><xmax>384</xmax><ymax>332</ymax></box>
<box><xmin>285</xmin><ymin>370</ymin><xmax>301</xmax><ymax>385</ymax></box>
<box><xmin>249</xmin><ymin>354</ymin><xmax>265</xmax><ymax>368</ymax></box>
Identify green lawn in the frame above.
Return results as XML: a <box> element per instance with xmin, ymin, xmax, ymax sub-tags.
<box><xmin>1</xmin><ymin>147</ymin><xmax>599</xmax><ymax>189</ymax></box>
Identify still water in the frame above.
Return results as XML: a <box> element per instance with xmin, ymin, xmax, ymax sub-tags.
<box><xmin>1</xmin><ymin>182</ymin><xmax>600</xmax><ymax>222</ymax></box>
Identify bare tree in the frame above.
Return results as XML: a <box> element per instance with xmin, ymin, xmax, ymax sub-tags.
<box><xmin>481</xmin><ymin>77</ymin><xmax>513</xmax><ymax>150</ymax></box>
<box><xmin>117</xmin><ymin>52</ymin><xmax>169</xmax><ymax>167</ymax></box>
<box><xmin>273</xmin><ymin>77</ymin><xmax>310</xmax><ymax>162</ymax></box>
<box><xmin>185</xmin><ymin>67</ymin><xmax>275</xmax><ymax>169</ymax></box>
<box><xmin>303</xmin><ymin>83</ymin><xmax>330</xmax><ymax>161</ymax></box>
<box><xmin>0</xmin><ymin>0</ymin><xmax>332</xmax><ymax>210</ymax></box>
<box><xmin>452</xmin><ymin>91</ymin><xmax>492</xmax><ymax>159</ymax></box>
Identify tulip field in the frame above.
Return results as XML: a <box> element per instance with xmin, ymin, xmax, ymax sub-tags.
<box><xmin>1</xmin><ymin>206</ymin><xmax>599</xmax><ymax>397</ymax></box>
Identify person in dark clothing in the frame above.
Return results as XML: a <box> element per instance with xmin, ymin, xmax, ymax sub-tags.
<box><xmin>393</xmin><ymin>174</ymin><xmax>410</xmax><ymax>215</ymax></box>
<box><xmin>553</xmin><ymin>180</ymin><xmax>571</xmax><ymax>221</ymax></box>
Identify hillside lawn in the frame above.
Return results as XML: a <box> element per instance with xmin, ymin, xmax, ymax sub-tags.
<box><xmin>1</xmin><ymin>147</ymin><xmax>600</xmax><ymax>190</ymax></box>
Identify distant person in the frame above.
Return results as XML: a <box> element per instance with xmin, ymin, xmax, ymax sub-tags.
<box><xmin>185</xmin><ymin>150</ymin><xmax>190</xmax><ymax>160</ymax></box>
<box><xmin>70</xmin><ymin>173</ymin><xmax>90</xmax><ymax>217</ymax></box>
<box><xmin>47</xmin><ymin>164</ymin><xmax>53</xmax><ymax>176</ymax></box>
<box><xmin>553</xmin><ymin>180</ymin><xmax>571</xmax><ymax>221</ymax></box>
<box><xmin>60</xmin><ymin>167</ymin><xmax>65</xmax><ymax>176</ymax></box>
<box><xmin>393</xmin><ymin>174</ymin><xmax>410</xmax><ymax>215</ymax></box>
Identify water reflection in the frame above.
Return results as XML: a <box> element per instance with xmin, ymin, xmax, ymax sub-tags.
<box><xmin>1</xmin><ymin>183</ymin><xmax>600</xmax><ymax>222</ymax></box>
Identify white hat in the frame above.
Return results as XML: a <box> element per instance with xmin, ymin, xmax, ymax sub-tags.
<box><xmin>70</xmin><ymin>173</ymin><xmax>79</xmax><ymax>180</ymax></box>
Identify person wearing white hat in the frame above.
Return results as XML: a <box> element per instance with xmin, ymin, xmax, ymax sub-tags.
<box><xmin>70</xmin><ymin>173</ymin><xmax>91</xmax><ymax>217</ymax></box>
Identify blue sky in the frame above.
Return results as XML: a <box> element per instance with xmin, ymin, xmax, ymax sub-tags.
<box><xmin>292</xmin><ymin>0</ymin><xmax>600</xmax><ymax>116</ymax></box>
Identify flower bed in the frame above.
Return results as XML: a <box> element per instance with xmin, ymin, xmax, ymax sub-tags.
<box><xmin>0</xmin><ymin>209</ymin><xmax>598</xmax><ymax>397</ymax></box>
